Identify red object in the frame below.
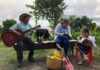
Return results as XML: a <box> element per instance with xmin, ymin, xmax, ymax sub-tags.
<box><xmin>1</xmin><ymin>25</ymin><xmax>41</xmax><ymax>47</ymax></box>
<box><xmin>75</xmin><ymin>48</ymin><xmax>93</xmax><ymax>64</ymax></box>
<box><xmin>75</xmin><ymin>49</ymin><xmax>79</xmax><ymax>63</ymax></box>
<box><xmin>88</xmin><ymin>49</ymin><xmax>93</xmax><ymax>64</ymax></box>
<box><xmin>1</xmin><ymin>31</ymin><xmax>20</xmax><ymax>47</ymax></box>
<box><xmin>56</xmin><ymin>44</ymin><xmax>74</xmax><ymax>70</ymax></box>
<box><xmin>63</xmin><ymin>57</ymin><xmax>74</xmax><ymax>70</ymax></box>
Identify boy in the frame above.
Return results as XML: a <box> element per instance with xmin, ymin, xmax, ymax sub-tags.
<box><xmin>10</xmin><ymin>13</ymin><xmax>35</xmax><ymax>65</ymax></box>
<box><xmin>55</xmin><ymin>19</ymin><xmax>72</xmax><ymax>56</ymax></box>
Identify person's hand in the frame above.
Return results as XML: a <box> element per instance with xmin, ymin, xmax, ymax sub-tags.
<box><xmin>16</xmin><ymin>32</ymin><xmax>21</xmax><ymax>36</ymax></box>
<box><xmin>13</xmin><ymin>30</ymin><xmax>21</xmax><ymax>36</ymax></box>
<box><xmin>63</xmin><ymin>32</ymin><xmax>67</xmax><ymax>36</ymax></box>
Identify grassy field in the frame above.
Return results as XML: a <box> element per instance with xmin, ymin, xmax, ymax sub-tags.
<box><xmin>0</xmin><ymin>32</ymin><xmax>100</xmax><ymax>70</ymax></box>
<box><xmin>0</xmin><ymin>40</ymin><xmax>100</xmax><ymax>70</ymax></box>
<box><xmin>0</xmin><ymin>41</ymin><xmax>51</xmax><ymax>70</ymax></box>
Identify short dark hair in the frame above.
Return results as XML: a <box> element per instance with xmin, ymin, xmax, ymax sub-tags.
<box><xmin>19</xmin><ymin>13</ymin><xmax>31</xmax><ymax>22</ymax></box>
<box><xmin>82</xmin><ymin>28</ymin><xmax>90</xmax><ymax>34</ymax></box>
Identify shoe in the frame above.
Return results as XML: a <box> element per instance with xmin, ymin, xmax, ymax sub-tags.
<box><xmin>83</xmin><ymin>60</ymin><xmax>89</xmax><ymax>66</ymax></box>
<box><xmin>17</xmin><ymin>61</ymin><xmax>23</xmax><ymax>67</ymax></box>
<box><xmin>78</xmin><ymin>61</ymin><xmax>83</xmax><ymax>65</ymax></box>
<box><xmin>28</xmin><ymin>58</ymin><xmax>35</xmax><ymax>62</ymax></box>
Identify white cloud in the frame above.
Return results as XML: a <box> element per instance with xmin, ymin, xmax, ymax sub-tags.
<box><xmin>95</xmin><ymin>5</ymin><xmax>100</xmax><ymax>16</ymax></box>
<box><xmin>64</xmin><ymin>0</ymin><xmax>100</xmax><ymax>17</ymax></box>
<box><xmin>0</xmin><ymin>0</ymin><xmax>100</xmax><ymax>25</ymax></box>
<box><xmin>0</xmin><ymin>0</ymin><xmax>33</xmax><ymax>22</ymax></box>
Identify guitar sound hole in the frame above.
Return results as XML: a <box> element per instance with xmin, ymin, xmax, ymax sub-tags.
<box><xmin>9</xmin><ymin>36</ymin><xmax>16</xmax><ymax>41</ymax></box>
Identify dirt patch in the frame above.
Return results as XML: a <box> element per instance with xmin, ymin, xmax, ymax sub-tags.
<box><xmin>14</xmin><ymin>57</ymin><xmax>100</xmax><ymax>70</ymax></box>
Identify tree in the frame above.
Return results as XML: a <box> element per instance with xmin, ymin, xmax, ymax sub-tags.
<box><xmin>2</xmin><ymin>19</ymin><xmax>16</xmax><ymax>32</ymax></box>
<box><xmin>0</xmin><ymin>25</ymin><xmax>3</xmax><ymax>33</ymax></box>
<box><xmin>69</xmin><ymin>15</ymin><xmax>75</xmax><ymax>26</ymax></box>
<box><xmin>80</xmin><ymin>16</ymin><xmax>96</xmax><ymax>30</ymax></box>
<box><xmin>26</xmin><ymin>0</ymin><xmax>67</xmax><ymax>29</ymax></box>
<box><xmin>70</xmin><ymin>16</ymin><xmax>96</xmax><ymax>31</ymax></box>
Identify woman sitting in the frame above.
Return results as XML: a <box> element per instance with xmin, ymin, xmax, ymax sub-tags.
<box><xmin>77</xmin><ymin>28</ymin><xmax>96</xmax><ymax>65</ymax></box>
<box><xmin>54</xmin><ymin>19</ymin><xmax>72</xmax><ymax>57</ymax></box>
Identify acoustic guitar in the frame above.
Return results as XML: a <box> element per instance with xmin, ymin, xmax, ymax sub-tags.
<box><xmin>1</xmin><ymin>25</ymin><xmax>41</xmax><ymax>47</ymax></box>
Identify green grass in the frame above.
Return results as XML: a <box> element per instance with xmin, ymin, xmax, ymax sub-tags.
<box><xmin>94</xmin><ymin>45</ymin><xmax>100</xmax><ymax>62</ymax></box>
<box><xmin>0</xmin><ymin>32</ymin><xmax>100</xmax><ymax>70</ymax></box>
<box><xmin>0</xmin><ymin>41</ymin><xmax>52</xmax><ymax>70</ymax></box>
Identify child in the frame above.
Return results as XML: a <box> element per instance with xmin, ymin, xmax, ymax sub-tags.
<box><xmin>10</xmin><ymin>13</ymin><xmax>35</xmax><ymax>65</ymax></box>
<box><xmin>77</xmin><ymin>28</ymin><xmax>96</xmax><ymax>65</ymax></box>
<box><xmin>54</xmin><ymin>19</ymin><xmax>72</xmax><ymax>56</ymax></box>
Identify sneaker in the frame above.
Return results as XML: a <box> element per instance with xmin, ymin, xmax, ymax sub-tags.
<box><xmin>78</xmin><ymin>61</ymin><xmax>83</xmax><ymax>65</ymax></box>
<box><xmin>17</xmin><ymin>61</ymin><xmax>23</xmax><ymax>67</ymax></box>
<box><xmin>83</xmin><ymin>60</ymin><xmax>89</xmax><ymax>66</ymax></box>
<box><xmin>28</xmin><ymin>58</ymin><xmax>35</xmax><ymax>62</ymax></box>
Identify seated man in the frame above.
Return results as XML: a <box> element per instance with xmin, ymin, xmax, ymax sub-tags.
<box><xmin>54</xmin><ymin>19</ymin><xmax>72</xmax><ymax>56</ymax></box>
<box><xmin>9</xmin><ymin>13</ymin><xmax>35</xmax><ymax>65</ymax></box>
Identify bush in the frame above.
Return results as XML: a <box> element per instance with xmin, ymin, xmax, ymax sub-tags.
<box><xmin>2</xmin><ymin>19</ymin><xmax>16</xmax><ymax>32</ymax></box>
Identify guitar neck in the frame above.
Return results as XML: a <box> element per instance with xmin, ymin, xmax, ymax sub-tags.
<box><xmin>22</xmin><ymin>25</ymin><xmax>40</xmax><ymax>34</ymax></box>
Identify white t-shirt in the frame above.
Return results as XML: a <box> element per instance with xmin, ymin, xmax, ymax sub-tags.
<box><xmin>78</xmin><ymin>36</ymin><xmax>96</xmax><ymax>47</ymax></box>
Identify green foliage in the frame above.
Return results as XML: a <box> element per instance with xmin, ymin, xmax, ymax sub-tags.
<box><xmin>71</xmin><ymin>29</ymin><xmax>80</xmax><ymax>39</ymax></box>
<box><xmin>2</xmin><ymin>19</ymin><xmax>16</xmax><ymax>32</ymax></box>
<box><xmin>70</xmin><ymin>16</ymin><xmax>96</xmax><ymax>31</ymax></box>
<box><xmin>0</xmin><ymin>25</ymin><xmax>3</xmax><ymax>33</ymax></box>
<box><xmin>26</xmin><ymin>0</ymin><xmax>67</xmax><ymax>29</ymax></box>
<box><xmin>91</xmin><ymin>29</ymin><xmax>100</xmax><ymax>45</ymax></box>
<box><xmin>97</xmin><ymin>26</ymin><xmax>100</xmax><ymax>31</ymax></box>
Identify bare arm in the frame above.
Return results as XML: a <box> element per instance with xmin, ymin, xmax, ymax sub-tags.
<box><xmin>9</xmin><ymin>23</ymin><xmax>21</xmax><ymax>36</ymax></box>
<box><xmin>10</xmin><ymin>29</ymin><xmax>21</xmax><ymax>36</ymax></box>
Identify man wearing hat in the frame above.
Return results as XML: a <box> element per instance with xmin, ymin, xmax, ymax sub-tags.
<box><xmin>10</xmin><ymin>13</ymin><xmax>35</xmax><ymax>65</ymax></box>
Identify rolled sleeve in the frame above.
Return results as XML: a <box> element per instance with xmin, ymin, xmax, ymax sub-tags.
<box><xmin>67</xmin><ymin>26</ymin><xmax>72</xmax><ymax>37</ymax></box>
<box><xmin>54</xmin><ymin>24</ymin><xmax>63</xmax><ymax>36</ymax></box>
<box><xmin>9</xmin><ymin>23</ymin><xmax>19</xmax><ymax>30</ymax></box>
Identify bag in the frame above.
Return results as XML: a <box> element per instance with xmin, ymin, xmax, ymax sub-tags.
<box><xmin>63</xmin><ymin>57</ymin><xmax>74</xmax><ymax>70</ymax></box>
<box><xmin>77</xmin><ymin>39</ymin><xmax>92</xmax><ymax>55</ymax></box>
<box><xmin>46</xmin><ymin>50</ymin><xmax>63</xmax><ymax>69</ymax></box>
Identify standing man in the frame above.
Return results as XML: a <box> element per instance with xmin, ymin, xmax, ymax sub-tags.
<box><xmin>55</xmin><ymin>19</ymin><xmax>72</xmax><ymax>56</ymax></box>
<box><xmin>10</xmin><ymin>13</ymin><xmax>35</xmax><ymax>65</ymax></box>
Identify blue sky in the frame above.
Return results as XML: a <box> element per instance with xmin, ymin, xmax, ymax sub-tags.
<box><xmin>0</xmin><ymin>0</ymin><xmax>100</xmax><ymax>26</ymax></box>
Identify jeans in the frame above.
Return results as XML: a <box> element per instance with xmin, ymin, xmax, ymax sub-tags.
<box><xmin>55</xmin><ymin>36</ymin><xmax>70</xmax><ymax>56</ymax></box>
<box><xmin>14</xmin><ymin>37</ymin><xmax>35</xmax><ymax>63</ymax></box>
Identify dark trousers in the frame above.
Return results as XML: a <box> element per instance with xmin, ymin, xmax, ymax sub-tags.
<box><xmin>14</xmin><ymin>37</ymin><xmax>35</xmax><ymax>63</ymax></box>
<box><xmin>55</xmin><ymin>36</ymin><xmax>70</xmax><ymax>56</ymax></box>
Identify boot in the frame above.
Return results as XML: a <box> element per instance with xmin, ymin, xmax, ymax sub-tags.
<box><xmin>28</xmin><ymin>51</ymin><xmax>34</xmax><ymax>62</ymax></box>
<box><xmin>17</xmin><ymin>52</ymin><xmax>23</xmax><ymax>66</ymax></box>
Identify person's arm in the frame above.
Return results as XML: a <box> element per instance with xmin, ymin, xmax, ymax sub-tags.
<box><xmin>9</xmin><ymin>23</ymin><xmax>21</xmax><ymax>36</ymax></box>
<box><xmin>67</xmin><ymin>26</ymin><xmax>72</xmax><ymax>37</ymax></box>
<box><xmin>88</xmin><ymin>36</ymin><xmax>97</xmax><ymax>47</ymax></box>
<box><xmin>54</xmin><ymin>24</ymin><xmax>63</xmax><ymax>36</ymax></box>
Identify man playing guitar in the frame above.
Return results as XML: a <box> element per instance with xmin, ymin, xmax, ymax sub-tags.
<box><xmin>9</xmin><ymin>13</ymin><xmax>35</xmax><ymax>65</ymax></box>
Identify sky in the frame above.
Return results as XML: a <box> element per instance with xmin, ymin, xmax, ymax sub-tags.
<box><xmin>0</xmin><ymin>0</ymin><xmax>100</xmax><ymax>26</ymax></box>
<box><xmin>64</xmin><ymin>0</ymin><xmax>100</xmax><ymax>17</ymax></box>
